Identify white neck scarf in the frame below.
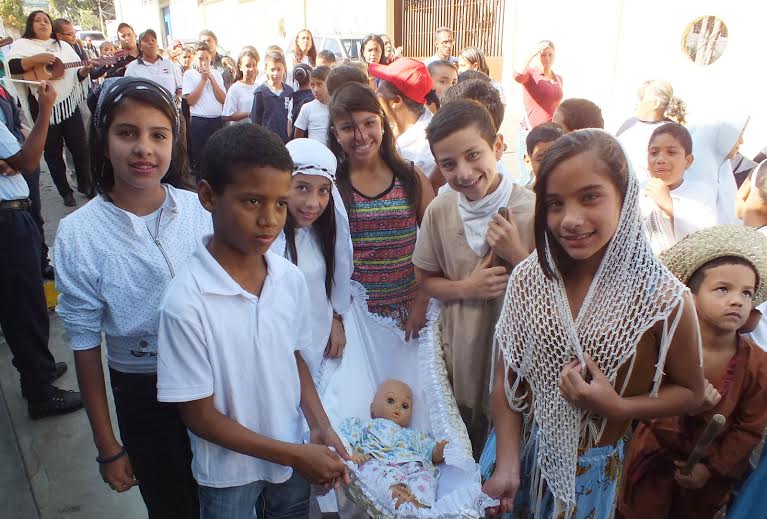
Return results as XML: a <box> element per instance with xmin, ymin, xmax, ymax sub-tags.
<box><xmin>495</xmin><ymin>130</ymin><xmax>693</xmax><ymax>517</ymax></box>
<box><xmin>6</xmin><ymin>39</ymin><xmax>86</xmax><ymax>125</ymax></box>
<box><xmin>457</xmin><ymin>171</ymin><xmax>514</xmax><ymax>256</ymax></box>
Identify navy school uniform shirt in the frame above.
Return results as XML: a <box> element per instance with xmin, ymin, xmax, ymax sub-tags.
<box><xmin>251</xmin><ymin>82</ymin><xmax>294</xmax><ymax>143</ymax></box>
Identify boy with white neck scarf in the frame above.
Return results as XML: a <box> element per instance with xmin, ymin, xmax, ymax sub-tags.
<box><xmin>413</xmin><ymin>99</ymin><xmax>535</xmax><ymax>455</ymax></box>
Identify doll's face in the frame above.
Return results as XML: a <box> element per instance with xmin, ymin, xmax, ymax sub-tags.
<box><xmin>371</xmin><ymin>380</ymin><xmax>413</xmax><ymax>428</ymax></box>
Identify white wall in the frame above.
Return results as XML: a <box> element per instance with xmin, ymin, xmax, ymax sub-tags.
<box><xmin>501</xmin><ymin>0</ymin><xmax>765</xmax><ymax>157</ymax></box>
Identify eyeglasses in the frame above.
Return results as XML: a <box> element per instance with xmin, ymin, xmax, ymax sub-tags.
<box><xmin>58</xmin><ymin>32</ymin><xmax>74</xmax><ymax>37</ymax></box>
<box><xmin>438</xmin><ymin>39</ymin><xmax>454</xmax><ymax>46</ymax></box>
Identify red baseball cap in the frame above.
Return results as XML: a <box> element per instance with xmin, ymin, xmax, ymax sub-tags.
<box><xmin>368</xmin><ymin>57</ymin><xmax>434</xmax><ymax>104</ymax></box>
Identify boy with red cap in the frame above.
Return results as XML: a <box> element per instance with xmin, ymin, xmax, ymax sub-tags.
<box><xmin>369</xmin><ymin>58</ymin><xmax>441</xmax><ymax>180</ymax></box>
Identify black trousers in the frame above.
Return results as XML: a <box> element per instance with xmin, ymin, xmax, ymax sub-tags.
<box><xmin>189</xmin><ymin>116</ymin><xmax>223</xmax><ymax>179</ymax></box>
<box><xmin>21</xmin><ymin>167</ymin><xmax>49</xmax><ymax>267</ymax></box>
<box><xmin>110</xmin><ymin>369</ymin><xmax>199</xmax><ymax>519</ymax></box>
<box><xmin>44</xmin><ymin>108</ymin><xmax>92</xmax><ymax>198</ymax></box>
<box><xmin>0</xmin><ymin>208</ymin><xmax>56</xmax><ymax>399</ymax></box>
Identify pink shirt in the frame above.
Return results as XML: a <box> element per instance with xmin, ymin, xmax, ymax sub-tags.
<box><xmin>514</xmin><ymin>67</ymin><xmax>563</xmax><ymax>129</ymax></box>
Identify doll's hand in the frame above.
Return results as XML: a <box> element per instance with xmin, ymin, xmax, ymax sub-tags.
<box><xmin>690</xmin><ymin>380</ymin><xmax>721</xmax><ymax>415</ymax></box>
<box><xmin>325</xmin><ymin>316</ymin><xmax>346</xmax><ymax>358</ymax></box>
<box><xmin>559</xmin><ymin>354</ymin><xmax>624</xmax><ymax>419</ymax></box>
<box><xmin>673</xmin><ymin>461</ymin><xmax>711</xmax><ymax>489</ymax></box>
<box><xmin>487</xmin><ymin>212</ymin><xmax>528</xmax><ymax>266</ymax></box>
<box><xmin>432</xmin><ymin>440</ymin><xmax>449</xmax><ymax>464</ymax></box>
<box><xmin>482</xmin><ymin>468</ymin><xmax>519</xmax><ymax>516</ymax></box>
<box><xmin>351</xmin><ymin>450</ymin><xmax>371</xmax><ymax>466</ymax></box>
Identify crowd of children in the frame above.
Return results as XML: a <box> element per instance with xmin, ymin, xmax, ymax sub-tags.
<box><xmin>1</xmin><ymin>10</ymin><xmax>765</xmax><ymax>519</ymax></box>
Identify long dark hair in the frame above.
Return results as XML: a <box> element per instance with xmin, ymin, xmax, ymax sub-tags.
<box><xmin>23</xmin><ymin>11</ymin><xmax>56</xmax><ymax>42</ymax></box>
<box><xmin>283</xmin><ymin>187</ymin><xmax>337</xmax><ymax>298</ymax></box>
<box><xmin>328</xmin><ymin>82</ymin><xmax>421</xmax><ymax>211</ymax></box>
<box><xmin>377</xmin><ymin>79</ymin><xmax>440</xmax><ymax>116</ymax></box>
<box><xmin>533</xmin><ymin>130</ymin><xmax>628</xmax><ymax>279</ymax></box>
<box><xmin>234</xmin><ymin>49</ymin><xmax>260</xmax><ymax>82</ymax></box>
<box><xmin>91</xmin><ymin>85</ymin><xmax>188</xmax><ymax>195</ymax></box>
<box><xmin>292</xmin><ymin>29</ymin><xmax>317</xmax><ymax>66</ymax></box>
<box><xmin>360</xmin><ymin>34</ymin><xmax>386</xmax><ymax>65</ymax></box>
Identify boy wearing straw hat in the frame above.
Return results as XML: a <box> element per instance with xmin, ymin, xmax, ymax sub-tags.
<box><xmin>618</xmin><ymin>225</ymin><xmax>767</xmax><ymax>519</ymax></box>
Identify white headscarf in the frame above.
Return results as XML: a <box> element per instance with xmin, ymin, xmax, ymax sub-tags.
<box><xmin>495</xmin><ymin>129</ymin><xmax>691</xmax><ymax>517</ymax></box>
<box><xmin>457</xmin><ymin>169</ymin><xmax>514</xmax><ymax>257</ymax></box>
<box><xmin>686</xmin><ymin>115</ymin><xmax>750</xmax><ymax>225</ymax></box>
<box><xmin>285</xmin><ymin>138</ymin><xmax>354</xmax><ymax>313</ymax></box>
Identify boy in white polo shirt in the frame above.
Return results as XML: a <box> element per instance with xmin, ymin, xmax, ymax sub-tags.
<box><xmin>157</xmin><ymin>124</ymin><xmax>350</xmax><ymax>518</ymax></box>
<box><xmin>182</xmin><ymin>41</ymin><xmax>226</xmax><ymax>178</ymax></box>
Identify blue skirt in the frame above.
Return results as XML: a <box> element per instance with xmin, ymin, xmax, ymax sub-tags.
<box><xmin>726</xmin><ymin>449</ymin><xmax>767</xmax><ymax>518</ymax></box>
<box><xmin>481</xmin><ymin>428</ymin><xmax>623</xmax><ymax>519</ymax></box>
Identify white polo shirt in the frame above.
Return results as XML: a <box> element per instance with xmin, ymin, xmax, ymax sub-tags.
<box><xmin>0</xmin><ymin>114</ymin><xmax>25</xmax><ymax>201</ymax></box>
<box><xmin>182</xmin><ymin>68</ymin><xmax>225</xmax><ymax>118</ymax></box>
<box><xmin>396</xmin><ymin>108</ymin><xmax>435</xmax><ymax>178</ymax></box>
<box><xmin>124</xmin><ymin>56</ymin><xmax>182</xmax><ymax>97</ymax></box>
<box><xmin>293</xmin><ymin>99</ymin><xmax>329</xmax><ymax>146</ymax></box>
<box><xmin>157</xmin><ymin>237</ymin><xmax>313</xmax><ymax>487</ymax></box>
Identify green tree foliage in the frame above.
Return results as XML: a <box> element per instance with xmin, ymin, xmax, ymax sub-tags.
<box><xmin>50</xmin><ymin>0</ymin><xmax>115</xmax><ymax>31</ymax></box>
<box><xmin>0</xmin><ymin>0</ymin><xmax>26</xmax><ymax>31</ymax></box>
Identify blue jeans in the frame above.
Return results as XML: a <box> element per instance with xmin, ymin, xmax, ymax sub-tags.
<box><xmin>199</xmin><ymin>471</ymin><xmax>310</xmax><ymax>519</ymax></box>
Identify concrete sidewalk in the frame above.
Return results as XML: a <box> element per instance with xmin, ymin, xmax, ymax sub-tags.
<box><xmin>0</xmin><ymin>172</ymin><xmax>145</xmax><ymax>518</ymax></box>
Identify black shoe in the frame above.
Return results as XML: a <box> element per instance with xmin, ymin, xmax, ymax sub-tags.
<box><xmin>42</xmin><ymin>264</ymin><xmax>55</xmax><ymax>280</ymax></box>
<box><xmin>63</xmin><ymin>193</ymin><xmax>77</xmax><ymax>207</ymax></box>
<box><xmin>28</xmin><ymin>387</ymin><xmax>83</xmax><ymax>420</ymax></box>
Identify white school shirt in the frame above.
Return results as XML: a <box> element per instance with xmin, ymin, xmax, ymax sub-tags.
<box><xmin>156</xmin><ymin>238</ymin><xmax>313</xmax><ymax>487</ymax></box>
<box><xmin>271</xmin><ymin>227</ymin><xmax>333</xmax><ymax>379</ymax></box>
<box><xmin>223</xmin><ymin>81</ymin><xmax>258</xmax><ymax>124</ymax></box>
<box><xmin>182</xmin><ymin>68</ymin><xmax>225</xmax><ymax>118</ymax></box>
<box><xmin>396</xmin><ymin>109</ymin><xmax>436</xmax><ymax>178</ymax></box>
<box><xmin>293</xmin><ymin>99</ymin><xmax>329</xmax><ymax>146</ymax></box>
<box><xmin>124</xmin><ymin>56</ymin><xmax>182</xmax><ymax>97</ymax></box>
<box><xmin>617</xmin><ymin>119</ymin><xmax>667</xmax><ymax>185</ymax></box>
<box><xmin>54</xmin><ymin>186</ymin><xmax>212</xmax><ymax>373</ymax></box>
<box><xmin>639</xmin><ymin>179</ymin><xmax>718</xmax><ymax>255</ymax></box>
<box><xmin>0</xmin><ymin>111</ymin><xmax>25</xmax><ymax>201</ymax></box>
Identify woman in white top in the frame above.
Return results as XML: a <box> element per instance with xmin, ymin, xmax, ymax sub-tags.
<box><xmin>686</xmin><ymin>114</ymin><xmax>750</xmax><ymax>225</ymax></box>
<box><xmin>369</xmin><ymin>58</ymin><xmax>441</xmax><ymax>179</ymax></box>
<box><xmin>223</xmin><ymin>49</ymin><xmax>259</xmax><ymax>124</ymax></box>
<box><xmin>616</xmin><ymin>80</ymin><xmax>687</xmax><ymax>184</ymax></box>
<box><xmin>124</xmin><ymin>29</ymin><xmax>182</xmax><ymax>99</ymax></box>
<box><xmin>54</xmin><ymin>78</ymin><xmax>211</xmax><ymax>518</ymax></box>
<box><xmin>286</xmin><ymin>29</ymin><xmax>316</xmax><ymax>88</ymax></box>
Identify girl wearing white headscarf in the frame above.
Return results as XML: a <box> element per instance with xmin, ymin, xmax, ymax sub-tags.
<box><xmin>685</xmin><ymin>116</ymin><xmax>749</xmax><ymax>225</ymax></box>
<box><xmin>483</xmin><ymin>130</ymin><xmax>705</xmax><ymax>518</ymax></box>
<box><xmin>272</xmin><ymin>138</ymin><xmax>354</xmax><ymax>380</ymax></box>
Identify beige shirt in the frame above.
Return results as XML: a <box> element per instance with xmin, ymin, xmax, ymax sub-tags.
<box><xmin>413</xmin><ymin>185</ymin><xmax>535</xmax><ymax>413</ymax></box>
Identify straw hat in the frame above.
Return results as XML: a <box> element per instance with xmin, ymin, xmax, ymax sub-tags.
<box><xmin>660</xmin><ymin>225</ymin><xmax>767</xmax><ymax>305</ymax></box>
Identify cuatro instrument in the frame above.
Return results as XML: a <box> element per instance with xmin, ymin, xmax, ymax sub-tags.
<box><xmin>23</xmin><ymin>50</ymin><xmax>126</xmax><ymax>81</ymax></box>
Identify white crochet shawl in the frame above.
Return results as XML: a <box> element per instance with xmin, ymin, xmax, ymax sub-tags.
<box><xmin>6</xmin><ymin>38</ymin><xmax>87</xmax><ymax>125</ymax></box>
<box><xmin>495</xmin><ymin>131</ymin><xmax>691</xmax><ymax>517</ymax></box>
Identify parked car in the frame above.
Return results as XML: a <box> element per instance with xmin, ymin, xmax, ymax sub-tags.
<box><xmin>313</xmin><ymin>34</ymin><xmax>366</xmax><ymax>61</ymax></box>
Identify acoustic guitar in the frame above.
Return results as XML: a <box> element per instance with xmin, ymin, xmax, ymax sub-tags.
<box><xmin>23</xmin><ymin>50</ymin><xmax>126</xmax><ymax>81</ymax></box>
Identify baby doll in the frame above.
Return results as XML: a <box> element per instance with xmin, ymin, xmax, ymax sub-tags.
<box><xmin>338</xmin><ymin>379</ymin><xmax>448</xmax><ymax>509</ymax></box>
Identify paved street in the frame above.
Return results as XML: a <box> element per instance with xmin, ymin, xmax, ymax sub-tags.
<box><xmin>0</xmin><ymin>171</ymin><xmax>145</xmax><ymax>519</ymax></box>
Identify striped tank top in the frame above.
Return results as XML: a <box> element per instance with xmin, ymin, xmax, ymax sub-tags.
<box><xmin>349</xmin><ymin>175</ymin><xmax>418</xmax><ymax>327</ymax></box>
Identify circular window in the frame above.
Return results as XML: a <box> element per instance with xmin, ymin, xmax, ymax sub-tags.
<box><xmin>682</xmin><ymin>15</ymin><xmax>728</xmax><ymax>65</ymax></box>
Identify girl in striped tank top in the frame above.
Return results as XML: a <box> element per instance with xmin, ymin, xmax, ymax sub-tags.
<box><xmin>328</xmin><ymin>82</ymin><xmax>434</xmax><ymax>338</ymax></box>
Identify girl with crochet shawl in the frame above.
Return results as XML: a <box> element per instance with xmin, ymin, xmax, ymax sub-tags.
<box><xmin>483</xmin><ymin>130</ymin><xmax>705</xmax><ymax>518</ymax></box>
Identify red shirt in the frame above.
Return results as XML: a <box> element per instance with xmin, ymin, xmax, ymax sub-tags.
<box><xmin>514</xmin><ymin>67</ymin><xmax>563</xmax><ymax>129</ymax></box>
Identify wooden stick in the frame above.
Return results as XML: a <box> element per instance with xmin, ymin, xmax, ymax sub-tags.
<box><xmin>683</xmin><ymin>414</ymin><xmax>726</xmax><ymax>474</ymax></box>
<box><xmin>1</xmin><ymin>78</ymin><xmax>42</xmax><ymax>86</ymax></box>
